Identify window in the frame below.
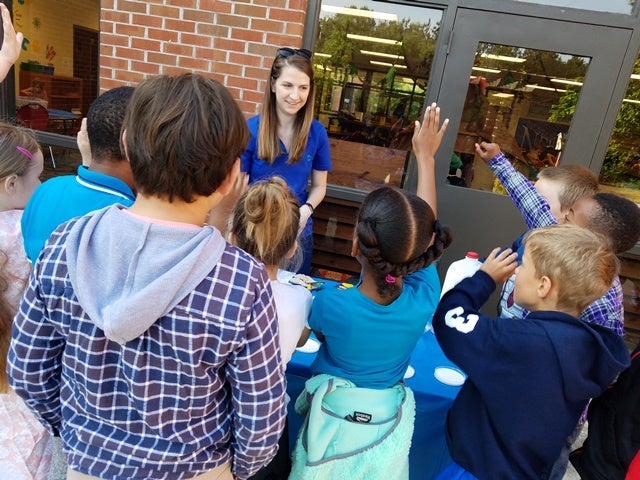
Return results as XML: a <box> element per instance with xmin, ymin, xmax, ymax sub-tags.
<box><xmin>510</xmin><ymin>0</ymin><xmax>635</xmax><ymax>14</ymax></box>
<box><xmin>312</xmin><ymin>2</ymin><xmax>443</xmax><ymax>191</ymax></box>
<box><xmin>452</xmin><ymin>42</ymin><xmax>590</xmax><ymax>191</ymax></box>
<box><xmin>599</xmin><ymin>55</ymin><xmax>640</xmax><ymax>204</ymax></box>
<box><xmin>13</xmin><ymin>0</ymin><xmax>99</xmax><ymax>138</ymax></box>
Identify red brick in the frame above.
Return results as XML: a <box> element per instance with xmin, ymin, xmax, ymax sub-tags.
<box><xmin>131</xmin><ymin>37</ymin><xmax>162</xmax><ymax>52</ymax></box>
<box><xmin>269</xmin><ymin>8</ymin><xmax>305</xmax><ymax>23</ymax></box>
<box><xmin>131</xmin><ymin>60</ymin><xmax>161</xmax><ymax>75</ymax></box>
<box><xmin>114</xmin><ymin>69</ymin><xmax>145</xmax><ymax>84</ymax></box>
<box><xmin>149</xmin><ymin>4</ymin><xmax>181</xmax><ymax>19</ymax></box>
<box><xmin>183</xmin><ymin>10</ymin><xmax>214</xmax><ymax>23</ymax></box>
<box><xmin>115</xmin><ymin>0</ymin><xmax>147</xmax><ymax>13</ymax></box>
<box><xmin>213</xmin><ymin>62</ymin><xmax>243</xmax><ymax>76</ymax></box>
<box><xmin>102</xmin><ymin>56</ymin><xmax>129</xmax><ymax>70</ymax></box>
<box><xmin>116</xmin><ymin>47</ymin><xmax>145</xmax><ymax>61</ymax></box>
<box><xmin>100</xmin><ymin>33</ymin><xmax>130</xmax><ymax>48</ymax></box>
<box><xmin>244</xmin><ymin>65</ymin><xmax>270</xmax><ymax>81</ymax></box>
<box><xmin>168</xmin><ymin>0</ymin><xmax>197</xmax><ymax>7</ymax></box>
<box><xmin>115</xmin><ymin>23</ymin><xmax>146</xmax><ymax>37</ymax></box>
<box><xmin>250</xmin><ymin>18</ymin><xmax>285</xmax><ymax>34</ymax></box>
<box><xmin>289</xmin><ymin>0</ymin><xmax>307</xmax><ymax>10</ymax></box>
<box><xmin>131</xmin><ymin>13</ymin><xmax>163</xmax><ymax>28</ymax></box>
<box><xmin>100</xmin><ymin>44</ymin><xmax>114</xmax><ymax>57</ymax></box>
<box><xmin>164</xmin><ymin>43</ymin><xmax>195</xmax><ymax>56</ymax></box>
<box><xmin>226</xmin><ymin>75</ymin><xmax>258</xmax><ymax>91</ymax></box>
<box><xmin>213</xmin><ymin>38</ymin><xmax>246</xmax><ymax>53</ymax></box>
<box><xmin>101</xmin><ymin>0</ymin><xmax>115</xmax><ymax>8</ymax></box>
<box><xmin>99</xmin><ymin>20</ymin><xmax>114</xmax><ymax>34</ymax></box>
<box><xmin>147</xmin><ymin>28</ymin><xmax>179</xmax><ymax>42</ymax></box>
<box><xmin>285</xmin><ymin>22</ymin><xmax>304</xmax><ymax>37</ymax></box>
<box><xmin>147</xmin><ymin>52</ymin><xmax>178</xmax><ymax>65</ymax></box>
<box><xmin>200</xmin><ymin>0</ymin><xmax>232</xmax><ymax>13</ymax></box>
<box><xmin>179</xmin><ymin>57</ymin><xmax>212</xmax><ymax>70</ymax></box>
<box><xmin>233</xmin><ymin>3</ymin><xmax>267</xmax><ymax>18</ymax></box>
<box><xmin>264</xmin><ymin>33</ymin><xmax>300</xmax><ymax>48</ymax></box>
<box><xmin>231</xmin><ymin>28</ymin><xmax>263</xmax><ymax>43</ymax></box>
<box><xmin>196</xmin><ymin>47</ymin><xmax>227</xmax><ymax>63</ymax></box>
<box><xmin>228</xmin><ymin>52</ymin><xmax>262</xmax><ymax>67</ymax></box>
<box><xmin>216</xmin><ymin>13</ymin><xmax>249</xmax><ymax>28</ymax></box>
<box><xmin>180</xmin><ymin>32</ymin><xmax>214</xmax><ymax>47</ymax></box>
<box><xmin>165</xmin><ymin>19</ymin><xmax>196</xmax><ymax>33</ymax></box>
<box><xmin>162</xmin><ymin>66</ymin><xmax>193</xmax><ymax>76</ymax></box>
<box><xmin>101</xmin><ymin>10</ymin><xmax>131</xmax><ymax>23</ymax></box>
<box><xmin>196</xmin><ymin>23</ymin><xmax>229</xmax><ymax>37</ymax></box>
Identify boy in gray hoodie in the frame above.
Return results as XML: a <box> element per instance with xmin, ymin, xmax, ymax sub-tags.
<box><xmin>8</xmin><ymin>73</ymin><xmax>287</xmax><ymax>480</ymax></box>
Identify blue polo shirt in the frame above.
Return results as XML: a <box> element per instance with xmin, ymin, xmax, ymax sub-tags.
<box><xmin>241</xmin><ymin>115</ymin><xmax>332</xmax><ymax>237</ymax></box>
<box><xmin>22</xmin><ymin>165</ymin><xmax>135</xmax><ymax>263</ymax></box>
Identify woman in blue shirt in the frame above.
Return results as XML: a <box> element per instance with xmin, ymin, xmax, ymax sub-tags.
<box><xmin>241</xmin><ymin>47</ymin><xmax>332</xmax><ymax>274</ymax></box>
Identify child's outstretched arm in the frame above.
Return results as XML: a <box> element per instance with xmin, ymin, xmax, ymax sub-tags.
<box><xmin>475</xmin><ymin>141</ymin><xmax>556</xmax><ymax>229</ymax></box>
<box><xmin>0</xmin><ymin>4</ymin><xmax>22</xmax><ymax>83</ymax></box>
<box><xmin>412</xmin><ymin>102</ymin><xmax>448</xmax><ymax>216</ymax></box>
<box><xmin>479</xmin><ymin>247</ymin><xmax>519</xmax><ymax>284</ymax></box>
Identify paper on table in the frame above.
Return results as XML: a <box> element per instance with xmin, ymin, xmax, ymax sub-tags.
<box><xmin>434</xmin><ymin>366</ymin><xmax>466</xmax><ymax>386</ymax></box>
<box><xmin>296</xmin><ymin>338</ymin><xmax>320</xmax><ymax>354</ymax></box>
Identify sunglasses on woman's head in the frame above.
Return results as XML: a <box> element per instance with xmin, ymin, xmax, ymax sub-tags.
<box><xmin>277</xmin><ymin>47</ymin><xmax>312</xmax><ymax>60</ymax></box>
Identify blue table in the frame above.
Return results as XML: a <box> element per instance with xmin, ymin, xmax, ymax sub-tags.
<box><xmin>286</xmin><ymin>328</ymin><xmax>464</xmax><ymax>479</ymax></box>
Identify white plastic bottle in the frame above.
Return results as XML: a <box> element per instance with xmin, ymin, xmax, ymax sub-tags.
<box><xmin>440</xmin><ymin>251</ymin><xmax>482</xmax><ymax>298</ymax></box>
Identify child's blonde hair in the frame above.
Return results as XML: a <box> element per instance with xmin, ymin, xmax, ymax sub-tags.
<box><xmin>523</xmin><ymin>224</ymin><xmax>619</xmax><ymax>313</ymax></box>
<box><xmin>537</xmin><ymin>164</ymin><xmax>599</xmax><ymax>212</ymax></box>
<box><xmin>231</xmin><ymin>176</ymin><xmax>300</xmax><ymax>268</ymax></box>
<box><xmin>0</xmin><ymin>124</ymin><xmax>39</xmax><ymax>392</ymax></box>
<box><xmin>0</xmin><ymin>123</ymin><xmax>40</xmax><ymax>180</ymax></box>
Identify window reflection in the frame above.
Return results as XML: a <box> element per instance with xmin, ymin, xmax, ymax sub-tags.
<box><xmin>13</xmin><ymin>0</ymin><xmax>99</xmax><ymax>135</ymax></box>
<box><xmin>313</xmin><ymin>2</ymin><xmax>443</xmax><ymax>190</ymax></box>
<box><xmin>455</xmin><ymin>42</ymin><xmax>589</xmax><ymax>191</ymax></box>
<box><xmin>510</xmin><ymin>0</ymin><xmax>634</xmax><ymax>15</ymax></box>
<box><xmin>599</xmin><ymin>56</ymin><xmax>640</xmax><ymax>204</ymax></box>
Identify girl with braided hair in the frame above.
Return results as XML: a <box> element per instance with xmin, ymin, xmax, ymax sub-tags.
<box><xmin>289</xmin><ymin>104</ymin><xmax>451</xmax><ymax>478</ymax></box>
<box><xmin>307</xmin><ymin>103</ymin><xmax>451</xmax><ymax>389</ymax></box>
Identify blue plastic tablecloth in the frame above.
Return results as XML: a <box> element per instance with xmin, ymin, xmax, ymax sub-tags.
<box><xmin>286</xmin><ymin>322</ymin><xmax>464</xmax><ymax>479</ymax></box>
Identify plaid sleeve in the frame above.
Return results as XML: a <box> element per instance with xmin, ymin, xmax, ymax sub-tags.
<box><xmin>579</xmin><ymin>277</ymin><xmax>625</xmax><ymax>336</ymax></box>
<box><xmin>8</xmin><ymin>268</ymin><xmax>65</xmax><ymax>435</ymax></box>
<box><xmin>488</xmin><ymin>153</ymin><xmax>557</xmax><ymax>229</ymax></box>
<box><xmin>228</xmin><ymin>269</ymin><xmax>287</xmax><ymax>479</ymax></box>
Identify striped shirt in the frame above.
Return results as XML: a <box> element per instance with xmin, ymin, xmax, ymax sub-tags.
<box><xmin>8</xmin><ymin>217</ymin><xmax>287</xmax><ymax>480</ymax></box>
<box><xmin>488</xmin><ymin>152</ymin><xmax>624</xmax><ymax>336</ymax></box>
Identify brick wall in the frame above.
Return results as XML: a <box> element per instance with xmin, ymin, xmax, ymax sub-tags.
<box><xmin>99</xmin><ymin>0</ymin><xmax>307</xmax><ymax>116</ymax></box>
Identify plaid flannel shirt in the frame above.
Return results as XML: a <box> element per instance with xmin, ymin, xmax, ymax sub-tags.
<box><xmin>488</xmin><ymin>153</ymin><xmax>624</xmax><ymax>336</ymax></box>
<box><xmin>8</xmin><ymin>218</ymin><xmax>287</xmax><ymax>480</ymax></box>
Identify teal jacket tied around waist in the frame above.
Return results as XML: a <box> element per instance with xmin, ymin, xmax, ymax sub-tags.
<box><xmin>290</xmin><ymin>374</ymin><xmax>416</xmax><ymax>479</ymax></box>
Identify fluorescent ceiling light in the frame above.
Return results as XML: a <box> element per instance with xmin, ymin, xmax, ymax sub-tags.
<box><xmin>480</xmin><ymin>53</ymin><xmax>526</xmax><ymax>63</ymax></box>
<box><xmin>402</xmin><ymin>77</ymin><xmax>415</xmax><ymax>83</ymax></box>
<box><xmin>631</xmin><ymin>74</ymin><xmax>640</xmax><ymax>80</ymax></box>
<box><xmin>491</xmin><ymin>93</ymin><xmax>514</xmax><ymax>98</ymax></box>
<box><xmin>472</xmin><ymin>66</ymin><xmax>501</xmax><ymax>74</ymax></box>
<box><xmin>321</xmin><ymin>5</ymin><xmax>398</xmax><ymax>21</ymax></box>
<box><xmin>314</xmin><ymin>64</ymin><xmax>332</xmax><ymax>71</ymax></box>
<box><xmin>370</xmin><ymin>60</ymin><xmax>407</xmax><ymax>69</ymax></box>
<box><xmin>360</xmin><ymin>50</ymin><xmax>404</xmax><ymax>60</ymax></box>
<box><xmin>551</xmin><ymin>78</ymin><xmax>583</xmax><ymax>86</ymax></box>
<box><xmin>347</xmin><ymin>33</ymin><xmax>402</xmax><ymax>46</ymax></box>
<box><xmin>525</xmin><ymin>84</ymin><xmax>567</xmax><ymax>93</ymax></box>
<box><xmin>315</xmin><ymin>53</ymin><xmax>331</xmax><ymax>58</ymax></box>
<box><xmin>623</xmin><ymin>98</ymin><xmax>640</xmax><ymax>104</ymax></box>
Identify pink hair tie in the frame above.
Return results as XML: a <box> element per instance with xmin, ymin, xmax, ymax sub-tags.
<box><xmin>385</xmin><ymin>274</ymin><xmax>396</xmax><ymax>284</ymax></box>
<box><xmin>16</xmin><ymin>146</ymin><xmax>33</xmax><ymax>160</ymax></box>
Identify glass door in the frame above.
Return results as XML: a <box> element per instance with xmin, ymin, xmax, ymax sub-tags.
<box><xmin>432</xmin><ymin>9</ymin><xmax>632</xmax><ymax>298</ymax></box>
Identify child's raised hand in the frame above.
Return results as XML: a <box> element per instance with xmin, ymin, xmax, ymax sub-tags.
<box><xmin>77</xmin><ymin>118</ymin><xmax>92</xmax><ymax>166</ymax></box>
<box><xmin>0</xmin><ymin>4</ymin><xmax>23</xmax><ymax>82</ymax></box>
<box><xmin>480</xmin><ymin>247</ymin><xmax>518</xmax><ymax>284</ymax></box>
<box><xmin>474</xmin><ymin>142</ymin><xmax>502</xmax><ymax>163</ymax></box>
<box><xmin>412</xmin><ymin>102</ymin><xmax>449</xmax><ymax>160</ymax></box>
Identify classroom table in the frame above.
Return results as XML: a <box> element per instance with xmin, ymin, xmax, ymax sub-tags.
<box><xmin>286</xmin><ymin>326</ymin><xmax>464</xmax><ymax>480</ymax></box>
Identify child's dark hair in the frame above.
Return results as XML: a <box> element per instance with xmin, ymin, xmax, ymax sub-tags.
<box><xmin>230</xmin><ymin>176</ymin><xmax>300</xmax><ymax>267</ymax></box>
<box><xmin>587</xmin><ymin>193</ymin><xmax>640</xmax><ymax>253</ymax></box>
<box><xmin>87</xmin><ymin>86</ymin><xmax>134</xmax><ymax>164</ymax></box>
<box><xmin>122</xmin><ymin>73</ymin><xmax>249</xmax><ymax>203</ymax></box>
<box><xmin>356</xmin><ymin>186</ymin><xmax>452</xmax><ymax>299</ymax></box>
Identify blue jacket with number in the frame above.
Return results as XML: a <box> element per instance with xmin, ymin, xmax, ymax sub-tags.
<box><xmin>432</xmin><ymin>270</ymin><xmax>629</xmax><ymax>480</ymax></box>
